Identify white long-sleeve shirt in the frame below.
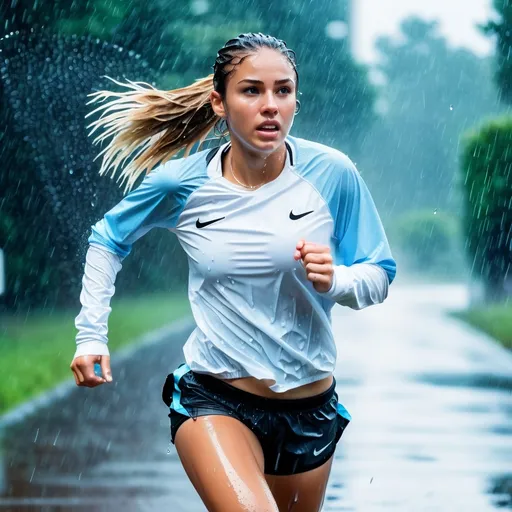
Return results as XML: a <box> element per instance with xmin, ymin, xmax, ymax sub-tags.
<box><xmin>75</xmin><ymin>136</ymin><xmax>396</xmax><ymax>392</ymax></box>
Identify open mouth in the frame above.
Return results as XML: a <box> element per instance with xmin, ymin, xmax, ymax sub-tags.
<box><xmin>256</xmin><ymin>121</ymin><xmax>281</xmax><ymax>132</ymax></box>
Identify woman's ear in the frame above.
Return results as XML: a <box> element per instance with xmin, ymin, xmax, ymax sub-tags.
<box><xmin>210</xmin><ymin>90</ymin><xmax>226</xmax><ymax>118</ymax></box>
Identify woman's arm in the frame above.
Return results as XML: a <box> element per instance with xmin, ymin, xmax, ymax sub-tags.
<box><xmin>73</xmin><ymin>164</ymin><xmax>181</xmax><ymax>362</ymax></box>
<box><xmin>74</xmin><ymin>244</ymin><xmax>122</xmax><ymax>358</ymax></box>
<box><xmin>320</xmin><ymin>262</ymin><xmax>389</xmax><ymax>309</ymax></box>
<box><xmin>317</xmin><ymin>154</ymin><xmax>396</xmax><ymax>310</ymax></box>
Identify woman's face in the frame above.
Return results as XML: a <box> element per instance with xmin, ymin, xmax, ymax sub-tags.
<box><xmin>213</xmin><ymin>47</ymin><xmax>297</xmax><ymax>155</ymax></box>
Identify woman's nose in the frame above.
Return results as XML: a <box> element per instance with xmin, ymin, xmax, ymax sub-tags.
<box><xmin>261</xmin><ymin>92</ymin><xmax>278</xmax><ymax>114</ymax></box>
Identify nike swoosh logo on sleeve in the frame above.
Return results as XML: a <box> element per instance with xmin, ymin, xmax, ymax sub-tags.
<box><xmin>289</xmin><ymin>210</ymin><xmax>314</xmax><ymax>220</ymax></box>
<box><xmin>196</xmin><ymin>217</ymin><xmax>225</xmax><ymax>229</ymax></box>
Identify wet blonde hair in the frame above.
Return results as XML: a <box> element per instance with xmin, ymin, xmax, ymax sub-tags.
<box><xmin>86</xmin><ymin>74</ymin><xmax>219</xmax><ymax>193</ymax></box>
<box><xmin>86</xmin><ymin>33</ymin><xmax>299</xmax><ymax>193</ymax></box>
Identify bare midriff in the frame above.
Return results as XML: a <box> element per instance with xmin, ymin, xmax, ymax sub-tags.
<box><xmin>222</xmin><ymin>374</ymin><xmax>334</xmax><ymax>400</ymax></box>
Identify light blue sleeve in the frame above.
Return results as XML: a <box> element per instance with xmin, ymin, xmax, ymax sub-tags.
<box><xmin>88</xmin><ymin>163</ymin><xmax>183</xmax><ymax>259</ymax></box>
<box><xmin>313</xmin><ymin>153</ymin><xmax>396</xmax><ymax>309</ymax></box>
<box><xmin>330</xmin><ymin>158</ymin><xmax>396</xmax><ymax>284</ymax></box>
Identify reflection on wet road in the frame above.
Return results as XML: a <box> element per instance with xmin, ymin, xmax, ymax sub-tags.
<box><xmin>0</xmin><ymin>284</ymin><xmax>510</xmax><ymax>511</ymax></box>
<box><xmin>325</xmin><ymin>284</ymin><xmax>512</xmax><ymax>511</ymax></box>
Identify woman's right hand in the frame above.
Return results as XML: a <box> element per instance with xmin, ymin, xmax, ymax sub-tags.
<box><xmin>70</xmin><ymin>354</ymin><xmax>113</xmax><ymax>387</ymax></box>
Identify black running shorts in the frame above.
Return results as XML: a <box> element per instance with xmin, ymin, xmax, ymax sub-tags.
<box><xmin>161</xmin><ymin>364</ymin><xmax>351</xmax><ymax>476</ymax></box>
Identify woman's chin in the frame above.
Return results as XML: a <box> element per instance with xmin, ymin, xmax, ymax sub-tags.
<box><xmin>249</xmin><ymin>132</ymin><xmax>285</xmax><ymax>152</ymax></box>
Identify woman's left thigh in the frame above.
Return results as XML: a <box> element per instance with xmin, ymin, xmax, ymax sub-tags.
<box><xmin>264</xmin><ymin>454</ymin><xmax>334</xmax><ymax>512</ymax></box>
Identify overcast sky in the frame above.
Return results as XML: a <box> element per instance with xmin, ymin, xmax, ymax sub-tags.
<box><xmin>351</xmin><ymin>0</ymin><xmax>495</xmax><ymax>64</ymax></box>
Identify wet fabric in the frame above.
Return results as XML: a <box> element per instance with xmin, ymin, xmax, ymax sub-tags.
<box><xmin>161</xmin><ymin>364</ymin><xmax>351</xmax><ymax>476</ymax></box>
<box><xmin>75</xmin><ymin>136</ymin><xmax>396</xmax><ymax>391</ymax></box>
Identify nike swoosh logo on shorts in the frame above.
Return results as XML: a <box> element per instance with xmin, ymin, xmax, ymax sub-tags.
<box><xmin>196</xmin><ymin>216</ymin><xmax>225</xmax><ymax>229</ymax></box>
<box><xmin>313</xmin><ymin>439</ymin><xmax>333</xmax><ymax>456</ymax></box>
<box><xmin>289</xmin><ymin>210</ymin><xmax>314</xmax><ymax>220</ymax></box>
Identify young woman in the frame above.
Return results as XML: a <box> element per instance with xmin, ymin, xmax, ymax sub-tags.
<box><xmin>70</xmin><ymin>33</ymin><xmax>396</xmax><ymax>511</ymax></box>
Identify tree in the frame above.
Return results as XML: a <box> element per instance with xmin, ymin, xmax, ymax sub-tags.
<box><xmin>481</xmin><ymin>0</ymin><xmax>512</xmax><ymax>104</ymax></box>
<box><xmin>359</xmin><ymin>17</ymin><xmax>502</xmax><ymax>215</ymax></box>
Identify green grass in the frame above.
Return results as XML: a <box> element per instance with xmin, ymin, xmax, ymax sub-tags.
<box><xmin>452</xmin><ymin>303</ymin><xmax>512</xmax><ymax>350</ymax></box>
<box><xmin>0</xmin><ymin>293</ymin><xmax>191</xmax><ymax>415</ymax></box>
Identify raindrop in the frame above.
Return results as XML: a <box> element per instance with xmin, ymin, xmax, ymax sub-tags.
<box><xmin>69</xmin><ymin>169</ymin><xmax>74</xmax><ymax>174</ymax></box>
<box><xmin>207</xmin><ymin>266</ymin><xmax>211</xmax><ymax>271</ymax></box>
<box><xmin>449</xmin><ymin>104</ymin><xmax>454</xmax><ymax>111</ymax></box>
<box><xmin>433</xmin><ymin>208</ymin><xmax>438</xmax><ymax>215</ymax></box>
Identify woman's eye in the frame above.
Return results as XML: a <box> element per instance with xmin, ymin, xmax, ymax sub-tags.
<box><xmin>244</xmin><ymin>87</ymin><xmax>259</xmax><ymax>94</ymax></box>
<box><xmin>278</xmin><ymin>87</ymin><xmax>292</xmax><ymax>94</ymax></box>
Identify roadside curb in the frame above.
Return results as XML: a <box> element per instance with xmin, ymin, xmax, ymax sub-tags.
<box><xmin>0</xmin><ymin>317</ymin><xmax>195</xmax><ymax>430</ymax></box>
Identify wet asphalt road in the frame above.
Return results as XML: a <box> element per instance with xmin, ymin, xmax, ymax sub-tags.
<box><xmin>0</xmin><ymin>283</ymin><xmax>511</xmax><ymax>511</ymax></box>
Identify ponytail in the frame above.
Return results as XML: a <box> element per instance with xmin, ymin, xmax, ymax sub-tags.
<box><xmin>86</xmin><ymin>74</ymin><xmax>218</xmax><ymax>193</ymax></box>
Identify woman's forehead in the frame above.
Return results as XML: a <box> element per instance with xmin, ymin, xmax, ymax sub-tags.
<box><xmin>231</xmin><ymin>48</ymin><xmax>296</xmax><ymax>81</ymax></box>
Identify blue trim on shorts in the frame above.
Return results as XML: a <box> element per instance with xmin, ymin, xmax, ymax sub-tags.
<box><xmin>171</xmin><ymin>363</ymin><xmax>191</xmax><ymax>417</ymax></box>
<box><xmin>337</xmin><ymin>402</ymin><xmax>352</xmax><ymax>421</ymax></box>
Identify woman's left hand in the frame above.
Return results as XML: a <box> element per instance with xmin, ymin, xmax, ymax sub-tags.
<box><xmin>294</xmin><ymin>239</ymin><xmax>334</xmax><ymax>293</ymax></box>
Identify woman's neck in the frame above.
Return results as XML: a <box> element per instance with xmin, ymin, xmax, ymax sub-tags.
<box><xmin>225</xmin><ymin>140</ymin><xmax>287</xmax><ymax>189</ymax></box>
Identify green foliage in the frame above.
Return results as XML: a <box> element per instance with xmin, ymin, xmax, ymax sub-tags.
<box><xmin>0</xmin><ymin>293</ymin><xmax>190</xmax><ymax>414</ymax></box>
<box><xmin>389</xmin><ymin>209</ymin><xmax>462</xmax><ymax>275</ymax></box>
<box><xmin>460</xmin><ymin>116</ymin><xmax>512</xmax><ymax>300</ymax></box>
<box><xmin>452</xmin><ymin>303</ymin><xmax>512</xmax><ymax>350</ymax></box>
<box><xmin>360</xmin><ymin>17</ymin><xmax>502</xmax><ymax>214</ymax></box>
<box><xmin>481</xmin><ymin>1</ymin><xmax>512</xmax><ymax>104</ymax></box>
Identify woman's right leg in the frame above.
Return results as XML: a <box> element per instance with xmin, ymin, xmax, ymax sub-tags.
<box><xmin>174</xmin><ymin>414</ymin><xmax>279</xmax><ymax>512</ymax></box>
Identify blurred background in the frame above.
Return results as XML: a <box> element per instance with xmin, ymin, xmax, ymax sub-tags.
<box><xmin>0</xmin><ymin>0</ymin><xmax>511</xmax><ymax>511</ymax></box>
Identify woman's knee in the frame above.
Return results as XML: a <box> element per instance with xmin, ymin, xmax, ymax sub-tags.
<box><xmin>175</xmin><ymin>415</ymin><xmax>278</xmax><ymax>512</ymax></box>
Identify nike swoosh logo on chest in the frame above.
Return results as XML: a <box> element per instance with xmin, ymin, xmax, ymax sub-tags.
<box><xmin>289</xmin><ymin>210</ymin><xmax>314</xmax><ymax>220</ymax></box>
<box><xmin>196</xmin><ymin>217</ymin><xmax>225</xmax><ymax>229</ymax></box>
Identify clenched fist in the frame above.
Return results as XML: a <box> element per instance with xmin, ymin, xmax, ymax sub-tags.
<box><xmin>294</xmin><ymin>239</ymin><xmax>334</xmax><ymax>293</ymax></box>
